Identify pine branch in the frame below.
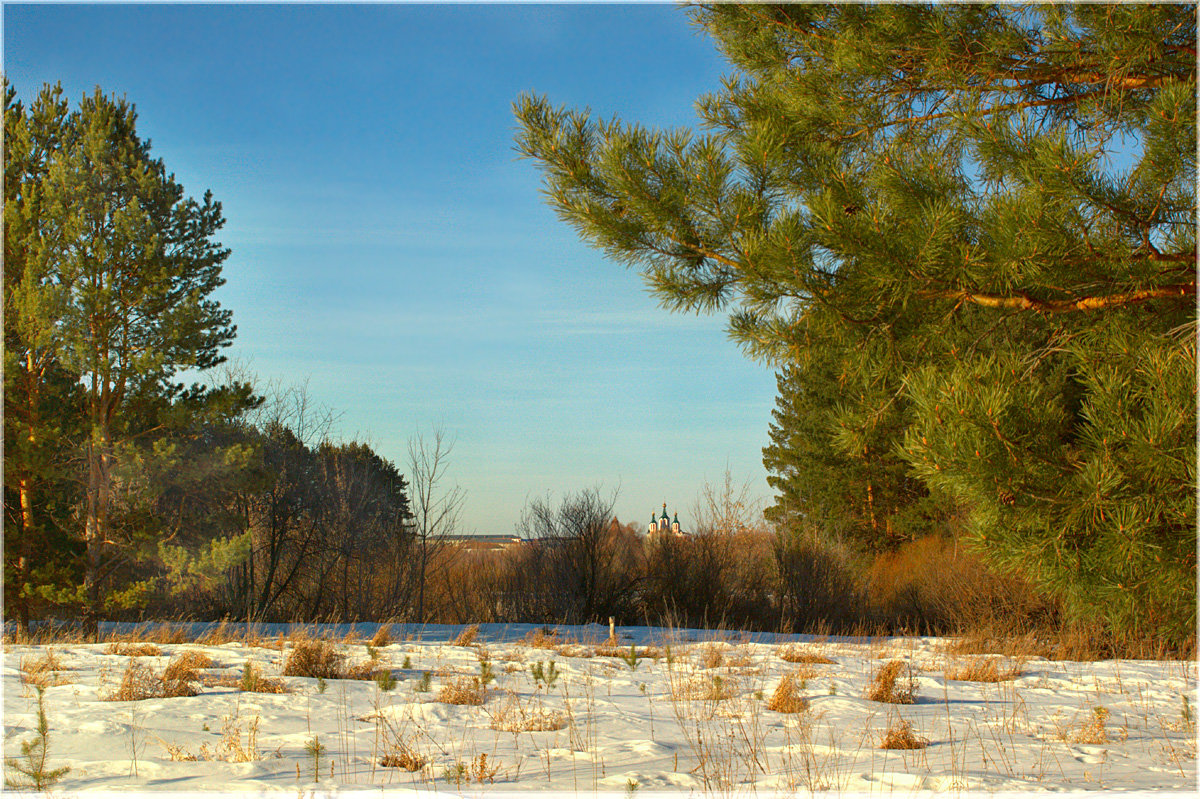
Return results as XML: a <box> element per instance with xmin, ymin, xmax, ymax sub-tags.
<box><xmin>929</xmin><ymin>281</ymin><xmax>1196</xmax><ymax>314</ymax></box>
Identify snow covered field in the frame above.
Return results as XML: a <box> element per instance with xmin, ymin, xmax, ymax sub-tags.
<box><xmin>4</xmin><ymin>622</ymin><xmax>1196</xmax><ymax>794</ymax></box>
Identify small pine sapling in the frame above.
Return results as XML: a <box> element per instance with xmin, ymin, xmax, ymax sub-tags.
<box><xmin>442</xmin><ymin>760</ymin><xmax>468</xmax><ymax>787</ymax></box>
<box><xmin>621</xmin><ymin>645</ymin><xmax>640</xmax><ymax>672</ymax></box>
<box><xmin>4</xmin><ymin>686</ymin><xmax>71</xmax><ymax>790</ymax></box>
<box><xmin>304</xmin><ymin>736</ymin><xmax>326</xmax><ymax>782</ymax></box>
<box><xmin>415</xmin><ymin>672</ymin><xmax>432</xmax><ymax>692</ymax></box>
<box><xmin>530</xmin><ymin>660</ymin><xmax>560</xmax><ymax>688</ymax></box>
<box><xmin>374</xmin><ymin>670</ymin><xmax>397</xmax><ymax>692</ymax></box>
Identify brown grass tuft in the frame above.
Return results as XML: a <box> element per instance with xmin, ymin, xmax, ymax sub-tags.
<box><xmin>20</xmin><ymin>652</ymin><xmax>71</xmax><ymax>687</ymax></box>
<box><xmin>879</xmin><ymin>718</ymin><xmax>928</xmax><ymax>750</ymax></box>
<box><xmin>944</xmin><ymin>657</ymin><xmax>1022</xmax><ymax>682</ymax></box>
<box><xmin>160</xmin><ymin>653</ymin><xmax>204</xmax><ymax>697</ymax></box>
<box><xmin>380</xmin><ymin>745</ymin><xmax>426</xmax><ymax>771</ymax></box>
<box><xmin>779</xmin><ymin>644</ymin><xmax>836</xmax><ymax>665</ymax></box>
<box><xmin>229</xmin><ymin>660</ymin><xmax>290</xmax><ymax>694</ymax></box>
<box><xmin>105</xmin><ymin>660</ymin><xmax>166</xmax><ymax>701</ymax></box>
<box><xmin>1063</xmin><ymin>706</ymin><xmax>1115</xmax><ymax>744</ymax></box>
<box><xmin>766</xmin><ymin>674</ymin><xmax>810</xmax><ymax>713</ymax></box>
<box><xmin>370</xmin><ymin>624</ymin><xmax>393</xmax><ymax>648</ymax></box>
<box><xmin>867</xmin><ymin>659</ymin><xmax>917</xmax><ymax>704</ymax></box>
<box><xmin>344</xmin><ymin>660</ymin><xmax>384</xmax><ymax>681</ymax></box>
<box><xmin>282</xmin><ymin>638</ymin><xmax>344</xmax><ymax>679</ymax></box>
<box><xmin>674</xmin><ymin>673</ymin><xmax>740</xmax><ymax>702</ymax></box>
<box><xmin>523</xmin><ymin>627</ymin><xmax>562</xmax><ymax>649</ymax></box>
<box><xmin>437</xmin><ymin>675</ymin><xmax>487</xmax><ymax>705</ymax></box>
<box><xmin>452</xmin><ymin>624</ymin><xmax>479</xmax><ymax>647</ymax></box>
<box><xmin>699</xmin><ymin>644</ymin><xmax>725</xmax><ymax>670</ymax></box>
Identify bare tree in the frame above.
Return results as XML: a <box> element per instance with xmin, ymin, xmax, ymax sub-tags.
<box><xmin>408</xmin><ymin>427</ymin><xmax>465</xmax><ymax>623</ymax></box>
<box><xmin>517</xmin><ymin>487</ymin><xmax>638</xmax><ymax>623</ymax></box>
<box><xmin>689</xmin><ymin>465</ymin><xmax>765</xmax><ymax>537</ymax></box>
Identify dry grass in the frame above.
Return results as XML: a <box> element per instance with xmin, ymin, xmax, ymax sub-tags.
<box><xmin>380</xmin><ymin>744</ymin><xmax>426</xmax><ymax>771</ymax></box>
<box><xmin>105</xmin><ymin>660</ymin><xmax>168</xmax><ymax>701</ymax></box>
<box><xmin>674</xmin><ymin>673</ymin><xmax>740</xmax><ymax>702</ymax></box>
<box><xmin>699</xmin><ymin>644</ymin><xmax>725</xmax><ymax>670</ymax></box>
<box><xmin>213</xmin><ymin>661</ymin><xmax>289</xmax><ymax>694</ymax></box>
<box><xmin>766</xmin><ymin>674</ymin><xmax>810</xmax><ymax>713</ymax></box>
<box><xmin>867</xmin><ymin>659</ymin><xmax>917</xmax><ymax>704</ymax></box>
<box><xmin>946</xmin><ymin>619</ymin><xmax>1195</xmax><ymax>662</ymax></box>
<box><xmin>160</xmin><ymin>653</ymin><xmax>205</xmax><ymax>697</ymax></box>
<box><xmin>102</xmin><ymin>623</ymin><xmax>191</xmax><ymax>645</ymax></box>
<box><xmin>20</xmin><ymin>652</ymin><xmax>71</xmax><ymax>687</ymax></box>
<box><xmin>879</xmin><ymin>718</ymin><xmax>928</xmax><ymax>750</ymax></box>
<box><xmin>210</xmin><ymin>711</ymin><xmax>261</xmax><ymax>762</ymax></box>
<box><xmin>159</xmin><ymin>740</ymin><xmax>199</xmax><ymax>761</ymax></box>
<box><xmin>944</xmin><ymin>657</ymin><xmax>1022</xmax><ymax>682</ymax></box>
<box><xmin>487</xmin><ymin>691</ymin><xmax>568</xmax><ymax>732</ymax></box>
<box><xmin>104</xmin><ymin>642</ymin><xmax>162</xmax><ymax>657</ymax></box>
<box><xmin>1061</xmin><ymin>706</ymin><xmax>1125</xmax><ymax>744</ymax></box>
<box><xmin>161</xmin><ymin>712</ymin><xmax>263</xmax><ymax>763</ymax></box>
<box><xmin>779</xmin><ymin>644</ymin><xmax>836</xmax><ymax>665</ymax></box>
<box><xmin>437</xmin><ymin>675</ymin><xmax>487</xmax><ymax>705</ymax></box>
<box><xmin>170</xmin><ymin>650</ymin><xmax>215</xmax><ymax>670</ymax></box>
<box><xmin>453</xmin><ymin>624</ymin><xmax>480</xmax><ymax>647</ymax></box>
<box><xmin>103</xmin><ymin>654</ymin><xmax>203</xmax><ymax>700</ymax></box>
<box><xmin>523</xmin><ymin>627</ymin><xmax>562</xmax><ymax>649</ymax></box>
<box><xmin>344</xmin><ymin>660</ymin><xmax>383</xmax><ymax>681</ymax></box>
<box><xmin>370</xmin><ymin>624</ymin><xmax>393</xmax><ymax>648</ymax></box>
<box><xmin>282</xmin><ymin>638</ymin><xmax>345</xmax><ymax>679</ymax></box>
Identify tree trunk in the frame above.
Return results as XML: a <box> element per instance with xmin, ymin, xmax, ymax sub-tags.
<box><xmin>15</xmin><ymin>477</ymin><xmax>35</xmax><ymax>640</ymax></box>
<box><xmin>83</xmin><ymin>425</ymin><xmax>113</xmax><ymax>641</ymax></box>
<box><xmin>416</xmin><ymin>534</ymin><xmax>428</xmax><ymax>624</ymax></box>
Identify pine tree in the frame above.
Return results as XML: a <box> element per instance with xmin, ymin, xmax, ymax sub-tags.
<box><xmin>5</xmin><ymin>83</ymin><xmax>243</xmax><ymax>631</ymax></box>
<box><xmin>515</xmin><ymin>4</ymin><xmax>1196</xmax><ymax>643</ymax></box>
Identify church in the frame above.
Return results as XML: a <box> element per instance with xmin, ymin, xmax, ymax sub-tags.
<box><xmin>647</xmin><ymin>503</ymin><xmax>685</xmax><ymax>538</ymax></box>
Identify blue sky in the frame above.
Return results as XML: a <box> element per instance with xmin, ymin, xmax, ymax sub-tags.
<box><xmin>4</xmin><ymin>2</ymin><xmax>779</xmax><ymax>535</ymax></box>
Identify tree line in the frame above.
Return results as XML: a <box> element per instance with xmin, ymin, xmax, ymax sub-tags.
<box><xmin>2</xmin><ymin>82</ymin><xmax>455</xmax><ymax>635</ymax></box>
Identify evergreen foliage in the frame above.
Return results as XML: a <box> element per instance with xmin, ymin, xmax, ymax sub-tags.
<box><xmin>3</xmin><ymin>81</ymin><xmax>255</xmax><ymax>627</ymax></box>
<box><xmin>515</xmin><ymin>4</ymin><xmax>1196</xmax><ymax>642</ymax></box>
<box><xmin>4</xmin><ymin>686</ymin><xmax>71</xmax><ymax>790</ymax></box>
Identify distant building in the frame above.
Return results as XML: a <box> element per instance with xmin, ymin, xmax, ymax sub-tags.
<box><xmin>647</xmin><ymin>503</ymin><xmax>685</xmax><ymax>538</ymax></box>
